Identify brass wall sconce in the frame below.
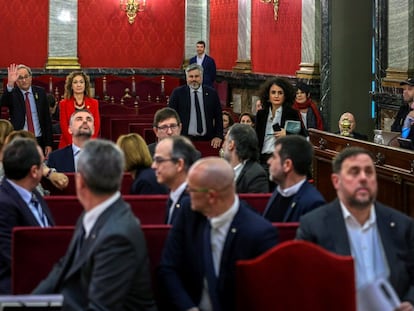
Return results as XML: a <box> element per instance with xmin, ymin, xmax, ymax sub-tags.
<box><xmin>261</xmin><ymin>0</ymin><xmax>280</xmax><ymax>21</ymax></box>
<box><xmin>120</xmin><ymin>0</ymin><xmax>146</xmax><ymax>24</ymax></box>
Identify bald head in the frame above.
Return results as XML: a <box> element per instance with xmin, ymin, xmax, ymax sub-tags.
<box><xmin>187</xmin><ymin>157</ymin><xmax>235</xmax><ymax>217</ymax></box>
<box><xmin>339</xmin><ymin>112</ymin><xmax>356</xmax><ymax>133</ymax></box>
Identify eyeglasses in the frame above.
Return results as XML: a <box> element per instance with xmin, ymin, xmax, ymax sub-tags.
<box><xmin>156</xmin><ymin>124</ymin><xmax>179</xmax><ymax>132</ymax></box>
<box><xmin>153</xmin><ymin>156</ymin><xmax>177</xmax><ymax>164</ymax></box>
<box><xmin>186</xmin><ymin>186</ymin><xmax>209</xmax><ymax>193</ymax></box>
<box><xmin>17</xmin><ymin>75</ymin><xmax>31</xmax><ymax>81</ymax></box>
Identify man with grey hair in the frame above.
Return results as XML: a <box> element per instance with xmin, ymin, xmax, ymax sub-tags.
<box><xmin>33</xmin><ymin>139</ymin><xmax>157</xmax><ymax>311</ymax></box>
<box><xmin>47</xmin><ymin>109</ymin><xmax>94</xmax><ymax>172</ymax></box>
<box><xmin>222</xmin><ymin>123</ymin><xmax>269</xmax><ymax>193</ymax></box>
<box><xmin>169</xmin><ymin>63</ymin><xmax>223</xmax><ymax>148</ymax></box>
<box><xmin>0</xmin><ymin>63</ymin><xmax>53</xmax><ymax>156</ymax></box>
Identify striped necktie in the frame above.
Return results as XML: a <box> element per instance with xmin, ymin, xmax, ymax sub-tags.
<box><xmin>31</xmin><ymin>194</ymin><xmax>48</xmax><ymax>227</ymax></box>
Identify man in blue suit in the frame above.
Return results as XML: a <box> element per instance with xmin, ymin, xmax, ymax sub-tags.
<box><xmin>169</xmin><ymin>63</ymin><xmax>223</xmax><ymax>148</ymax></box>
<box><xmin>0</xmin><ymin>138</ymin><xmax>55</xmax><ymax>294</ymax></box>
<box><xmin>47</xmin><ymin>109</ymin><xmax>94</xmax><ymax>172</ymax></box>
<box><xmin>296</xmin><ymin>147</ymin><xmax>414</xmax><ymax>310</ymax></box>
<box><xmin>158</xmin><ymin>157</ymin><xmax>278</xmax><ymax>311</ymax></box>
<box><xmin>263</xmin><ymin>135</ymin><xmax>325</xmax><ymax>222</ymax></box>
<box><xmin>189</xmin><ymin>41</ymin><xmax>216</xmax><ymax>88</ymax></box>
<box><xmin>152</xmin><ymin>136</ymin><xmax>200</xmax><ymax>225</ymax></box>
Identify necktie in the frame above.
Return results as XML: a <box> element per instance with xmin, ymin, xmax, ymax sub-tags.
<box><xmin>25</xmin><ymin>92</ymin><xmax>35</xmax><ymax>133</ymax></box>
<box><xmin>74</xmin><ymin>149</ymin><xmax>81</xmax><ymax>171</ymax></box>
<box><xmin>74</xmin><ymin>225</ymin><xmax>86</xmax><ymax>261</ymax></box>
<box><xmin>31</xmin><ymin>194</ymin><xmax>48</xmax><ymax>227</ymax></box>
<box><xmin>165</xmin><ymin>197</ymin><xmax>173</xmax><ymax>224</ymax></box>
<box><xmin>194</xmin><ymin>91</ymin><xmax>203</xmax><ymax>134</ymax></box>
<box><xmin>203</xmin><ymin>222</ymin><xmax>220</xmax><ymax>311</ymax></box>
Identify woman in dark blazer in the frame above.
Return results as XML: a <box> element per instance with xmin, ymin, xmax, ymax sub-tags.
<box><xmin>255</xmin><ymin>77</ymin><xmax>306</xmax><ymax>164</ymax></box>
<box><xmin>116</xmin><ymin>133</ymin><xmax>167</xmax><ymax>195</ymax></box>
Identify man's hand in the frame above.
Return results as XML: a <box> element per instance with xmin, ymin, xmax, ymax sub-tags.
<box><xmin>7</xmin><ymin>63</ymin><xmax>18</xmax><ymax>87</ymax></box>
<box><xmin>395</xmin><ymin>301</ymin><xmax>414</xmax><ymax>311</ymax></box>
<box><xmin>44</xmin><ymin>146</ymin><xmax>53</xmax><ymax>158</ymax></box>
<box><xmin>49</xmin><ymin>172</ymin><xmax>69</xmax><ymax>190</ymax></box>
<box><xmin>211</xmin><ymin>137</ymin><xmax>222</xmax><ymax>149</ymax></box>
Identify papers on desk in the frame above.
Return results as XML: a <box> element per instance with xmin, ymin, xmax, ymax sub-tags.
<box><xmin>357</xmin><ymin>278</ymin><xmax>400</xmax><ymax>311</ymax></box>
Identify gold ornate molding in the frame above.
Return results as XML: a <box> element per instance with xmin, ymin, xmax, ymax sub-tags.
<box><xmin>296</xmin><ymin>63</ymin><xmax>320</xmax><ymax>80</ymax></box>
<box><xmin>382</xmin><ymin>68</ymin><xmax>414</xmax><ymax>88</ymax></box>
<box><xmin>45</xmin><ymin>57</ymin><xmax>81</xmax><ymax>69</ymax></box>
<box><xmin>233</xmin><ymin>59</ymin><xmax>252</xmax><ymax>73</ymax></box>
<box><xmin>261</xmin><ymin>0</ymin><xmax>280</xmax><ymax>21</ymax></box>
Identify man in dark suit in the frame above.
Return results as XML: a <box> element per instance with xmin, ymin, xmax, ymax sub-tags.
<box><xmin>189</xmin><ymin>40</ymin><xmax>216</xmax><ymax>87</ymax></box>
<box><xmin>296</xmin><ymin>147</ymin><xmax>414</xmax><ymax>310</ymax></box>
<box><xmin>33</xmin><ymin>139</ymin><xmax>157</xmax><ymax>311</ymax></box>
<box><xmin>169</xmin><ymin>63</ymin><xmax>223</xmax><ymax>148</ymax></box>
<box><xmin>148</xmin><ymin>107</ymin><xmax>183</xmax><ymax>157</ymax></box>
<box><xmin>263</xmin><ymin>135</ymin><xmax>325</xmax><ymax>222</ymax></box>
<box><xmin>158</xmin><ymin>157</ymin><xmax>278</xmax><ymax>311</ymax></box>
<box><xmin>222</xmin><ymin>123</ymin><xmax>269</xmax><ymax>193</ymax></box>
<box><xmin>0</xmin><ymin>64</ymin><xmax>53</xmax><ymax>156</ymax></box>
<box><xmin>152</xmin><ymin>136</ymin><xmax>200</xmax><ymax>225</ymax></box>
<box><xmin>47</xmin><ymin>109</ymin><xmax>94</xmax><ymax>172</ymax></box>
<box><xmin>0</xmin><ymin>138</ymin><xmax>55</xmax><ymax>294</ymax></box>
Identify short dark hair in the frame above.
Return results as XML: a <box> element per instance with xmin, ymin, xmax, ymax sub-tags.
<box><xmin>222</xmin><ymin>111</ymin><xmax>235</xmax><ymax>127</ymax></box>
<box><xmin>295</xmin><ymin>82</ymin><xmax>311</xmax><ymax>95</ymax></box>
<box><xmin>3</xmin><ymin>138</ymin><xmax>41</xmax><ymax>180</ymax></box>
<box><xmin>332</xmin><ymin>147</ymin><xmax>374</xmax><ymax>174</ymax></box>
<box><xmin>275</xmin><ymin>135</ymin><xmax>313</xmax><ymax>176</ymax></box>
<box><xmin>153</xmin><ymin>107</ymin><xmax>181</xmax><ymax>127</ymax></box>
<box><xmin>227</xmin><ymin>124</ymin><xmax>259</xmax><ymax>161</ymax></box>
<box><xmin>169</xmin><ymin>136</ymin><xmax>200</xmax><ymax>172</ymax></box>
<box><xmin>196</xmin><ymin>40</ymin><xmax>206</xmax><ymax>47</ymax></box>
<box><xmin>239</xmin><ymin>112</ymin><xmax>255</xmax><ymax>124</ymax></box>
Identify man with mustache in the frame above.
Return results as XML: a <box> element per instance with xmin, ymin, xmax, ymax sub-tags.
<box><xmin>169</xmin><ymin>63</ymin><xmax>223</xmax><ymax>149</ymax></box>
<box><xmin>297</xmin><ymin>147</ymin><xmax>414</xmax><ymax>311</ymax></box>
<box><xmin>47</xmin><ymin>109</ymin><xmax>94</xmax><ymax>172</ymax></box>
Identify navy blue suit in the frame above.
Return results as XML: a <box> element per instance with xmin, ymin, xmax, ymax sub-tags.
<box><xmin>165</xmin><ymin>190</ymin><xmax>190</xmax><ymax>225</ymax></box>
<box><xmin>296</xmin><ymin>199</ymin><xmax>414</xmax><ymax>304</ymax></box>
<box><xmin>169</xmin><ymin>85</ymin><xmax>223</xmax><ymax>140</ymax></box>
<box><xmin>189</xmin><ymin>55</ymin><xmax>216</xmax><ymax>87</ymax></box>
<box><xmin>263</xmin><ymin>181</ymin><xmax>325</xmax><ymax>222</ymax></box>
<box><xmin>130</xmin><ymin>167</ymin><xmax>168</xmax><ymax>195</ymax></box>
<box><xmin>158</xmin><ymin>200</ymin><xmax>278</xmax><ymax>311</ymax></box>
<box><xmin>0</xmin><ymin>85</ymin><xmax>53</xmax><ymax>149</ymax></box>
<box><xmin>47</xmin><ymin>145</ymin><xmax>75</xmax><ymax>172</ymax></box>
<box><xmin>0</xmin><ymin>179</ymin><xmax>55</xmax><ymax>294</ymax></box>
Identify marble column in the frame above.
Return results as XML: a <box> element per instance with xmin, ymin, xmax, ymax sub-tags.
<box><xmin>233</xmin><ymin>0</ymin><xmax>252</xmax><ymax>73</ymax></box>
<box><xmin>184</xmin><ymin>0</ymin><xmax>209</xmax><ymax>66</ymax></box>
<box><xmin>46</xmin><ymin>0</ymin><xmax>80</xmax><ymax>69</ymax></box>
<box><xmin>296</xmin><ymin>0</ymin><xmax>320</xmax><ymax>80</ymax></box>
<box><xmin>383</xmin><ymin>0</ymin><xmax>414</xmax><ymax>86</ymax></box>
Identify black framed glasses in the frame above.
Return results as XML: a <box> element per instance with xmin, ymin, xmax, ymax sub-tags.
<box><xmin>156</xmin><ymin>124</ymin><xmax>179</xmax><ymax>132</ymax></box>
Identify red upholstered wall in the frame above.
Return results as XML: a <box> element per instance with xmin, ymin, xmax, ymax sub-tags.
<box><xmin>78</xmin><ymin>0</ymin><xmax>185</xmax><ymax>68</ymax></box>
<box><xmin>0</xmin><ymin>2</ymin><xmax>48</xmax><ymax>67</ymax></box>
<box><xmin>251</xmin><ymin>0</ymin><xmax>302</xmax><ymax>75</ymax></box>
<box><xmin>210</xmin><ymin>0</ymin><xmax>238</xmax><ymax>70</ymax></box>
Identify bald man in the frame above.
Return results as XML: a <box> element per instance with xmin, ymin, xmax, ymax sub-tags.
<box><xmin>158</xmin><ymin>157</ymin><xmax>278</xmax><ymax>311</ymax></box>
<box><xmin>337</xmin><ymin>112</ymin><xmax>368</xmax><ymax>141</ymax></box>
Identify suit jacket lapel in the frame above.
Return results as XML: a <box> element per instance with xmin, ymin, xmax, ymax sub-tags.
<box><xmin>263</xmin><ymin>190</ymin><xmax>278</xmax><ymax>217</ymax></box>
<box><xmin>325</xmin><ymin>200</ymin><xmax>351</xmax><ymax>255</ymax></box>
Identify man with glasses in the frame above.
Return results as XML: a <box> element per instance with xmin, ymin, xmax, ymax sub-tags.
<box><xmin>152</xmin><ymin>136</ymin><xmax>200</xmax><ymax>225</ymax></box>
<box><xmin>158</xmin><ymin>157</ymin><xmax>278</xmax><ymax>311</ymax></box>
<box><xmin>148</xmin><ymin>107</ymin><xmax>182</xmax><ymax>157</ymax></box>
<box><xmin>0</xmin><ymin>63</ymin><xmax>53</xmax><ymax>156</ymax></box>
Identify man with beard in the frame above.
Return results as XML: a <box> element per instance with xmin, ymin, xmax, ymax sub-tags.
<box><xmin>47</xmin><ymin>109</ymin><xmax>94</xmax><ymax>172</ymax></box>
<box><xmin>221</xmin><ymin>123</ymin><xmax>269</xmax><ymax>193</ymax></box>
<box><xmin>296</xmin><ymin>147</ymin><xmax>414</xmax><ymax>311</ymax></box>
<box><xmin>169</xmin><ymin>63</ymin><xmax>223</xmax><ymax>148</ymax></box>
<box><xmin>391</xmin><ymin>78</ymin><xmax>414</xmax><ymax>133</ymax></box>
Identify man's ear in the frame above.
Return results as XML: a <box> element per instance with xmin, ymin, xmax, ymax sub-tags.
<box><xmin>331</xmin><ymin>173</ymin><xmax>340</xmax><ymax>190</ymax></box>
<box><xmin>283</xmin><ymin>158</ymin><xmax>293</xmax><ymax>173</ymax></box>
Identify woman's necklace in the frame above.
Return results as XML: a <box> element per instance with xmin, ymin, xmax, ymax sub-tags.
<box><xmin>74</xmin><ymin>98</ymin><xmax>85</xmax><ymax>109</ymax></box>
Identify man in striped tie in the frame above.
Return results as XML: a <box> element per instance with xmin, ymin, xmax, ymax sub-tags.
<box><xmin>0</xmin><ymin>138</ymin><xmax>55</xmax><ymax>294</ymax></box>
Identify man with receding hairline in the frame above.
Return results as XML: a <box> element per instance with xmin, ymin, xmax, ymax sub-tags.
<box><xmin>158</xmin><ymin>157</ymin><xmax>278</xmax><ymax>311</ymax></box>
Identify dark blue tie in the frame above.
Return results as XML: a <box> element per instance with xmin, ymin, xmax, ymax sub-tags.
<box><xmin>165</xmin><ymin>197</ymin><xmax>173</xmax><ymax>224</ymax></box>
<box><xmin>74</xmin><ymin>225</ymin><xmax>85</xmax><ymax>260</ymax></box>
<box><xmin>203</xmin><ymin>222</ymin><xmax>221</xmax><ymax>311</ymax></box>
<box><xmin>194</xmin><ymin>91</ymin><xmax>203</xmax><ymax>134</ymax></box>
<box><xmin>31</xmin><ymin>194</ymin><xmax>48</xmax><ymax>227</ymax></box>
